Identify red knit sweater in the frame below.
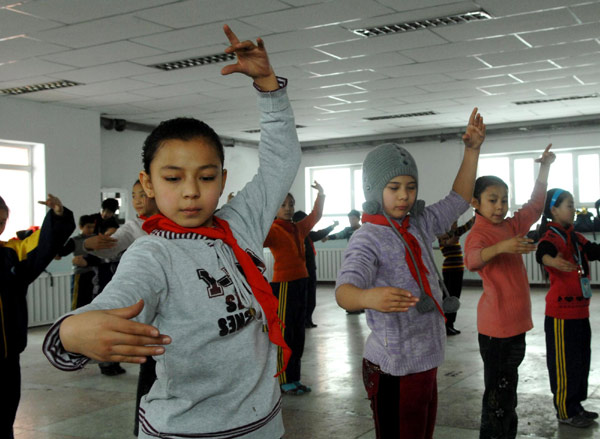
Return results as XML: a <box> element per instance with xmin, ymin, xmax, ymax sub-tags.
<box><xmin>464</xmin><ymin>181</ymin><xmax>546</xmax><ymax>338</ymax></box>
<box><xmin>264</xmin><ymin>195</ymin><xmax>324</xmax><ymax>283</ymax></box>
<box><xmin>538</xmin><ymin>224</ymin><xmax>590</xmax><ymax>319</ymax></box>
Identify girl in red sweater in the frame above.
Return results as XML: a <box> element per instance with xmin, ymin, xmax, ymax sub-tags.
<box><xmin>264</xmin><ymin>182</ymin><xmax>324</xmax><ymax>394</ymax></box>
<box><xmin>464</xmin><ymin>144</ymin><xmax>555</xmax><ymax>439</ymax></box>
<box><xmin>536</xmin><ymin>188</ymin><xmax>600</xmax><ymax>428</ymax></box>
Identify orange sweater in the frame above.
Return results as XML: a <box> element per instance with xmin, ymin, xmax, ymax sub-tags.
<box><xmin>264</xmin><ymin>195</ymin><xmax>324</xmax><ymax>282</ymax></box>
<box><xmin>464</xmin><ymin>181</ymin><xmax>546</xmax><ymax>338</ymax></box>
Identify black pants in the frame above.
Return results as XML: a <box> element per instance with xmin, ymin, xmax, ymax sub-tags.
<box><xmin>134</xmin><ymin>357</ymin><xmax>157</xmax><ymax>436</ymax></box>
<box><xmin>305</xmin><ymin>269</ymin><xmax>317</xmax><ymax>325</ymax></box>
<box><xmin>545</xmin><ymin>316</ymin><xmax>591</xmax><ymax>419</ymax></box>
<box><xmin>0</xmin><ymin>355</ymin><xmax>20</xmax><ymax>439</ymax></box>
<box><xmin>271</xmin><ymin>278</ymin><xmax>307</xmax><ymax>384</ymax></box>
<box><xmin>479</xmin><ymin>333</ymin><xmax>526</xmax><ymax>439</ymax></box>
<box><xmin>71</xmin><ymin>271</ymin><xmax>95</xmax><ymax>310</ymax></box>
<box><xmin>442</xmin><ymin>269</ymin><xmax>463</xmax><ymax>326</ymax></box>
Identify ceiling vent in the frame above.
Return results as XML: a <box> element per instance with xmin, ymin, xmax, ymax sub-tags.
<box><xmin>150</xmin><ymin>53</ymin><xmax>236</xmax><ymax>71</ymax></box>
<box><xmin>365</xmin><ymin>111</ymin><xmax>437</xmax><ymax>121</ymax></box>
<box><xmin>244</xmin><ymin>124</ymin><xmax>305</xmax><ymax>134</ymax></box>
<box><xmin>514</xmin><ymin>94</ymin><xmax>598</xmax><ymax>105</ymax></box>
<box><xmin>0</xmin><ymin>80</ymin><xmax>82</xmax><ymax>95</ymax></box>
<box><xmin>352</xmin><ymin>10</ymin><xmax>491</xmax><ymax>38</ymax></box>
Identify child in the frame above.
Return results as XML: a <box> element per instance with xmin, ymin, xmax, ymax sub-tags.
<box><xmin>464</xmin><ymin>144</ymin><xmax>555</xmax><ymax>439</ymax></box>
<box><xmin>0</xmin><ymin>194</ymin><xmax>75</xmax><ymax>439</ymax></box>
<box><xmin>536</xmin><ymin>188</ymin><xmax>600</xmax><ymax>428</ymax></box>
<box><xmin>83</xmin><ymin>180</ymin><xmax>159</xmax><ymax>260</ymax></box>
<box><xmin>90</xmin><ymin>198</ymin><xmax>120</xmax><ymax>235</ymax></box>
<box><xmin>43</xmin><ymin>24</ymin><xmax>300</xmax><ymax>439</ymax></box>
<box><xmin>335</xmin><ymin>108</ymin><xmax>486</xmax><ymax>439</ymax></box>
<box><xmin>437</xmin><ymin>216</ymin><xmax>474</xmax><ymax>336</ymax></box>
<box><xmin>291</xmin><ymin>210</ymin><xmax>338</xmax><ymax>328</ymax></box>
<box><xmin>56</xmin><ymin>214</ymin><xmax>102</xmax><ymax>310</ymax></box>
<box><xmin>324</xmin><ymin>209</ymin><xmax>361</xmax><ymax>241</ymax></box>
<box><xmin>264</xmin><ymin>182</ymin><xmax>325</xmax><ymax>394</ymax></box>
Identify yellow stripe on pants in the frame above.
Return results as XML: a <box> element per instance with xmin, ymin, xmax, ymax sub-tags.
<box><xmin>554</xmin><ymin>318</ymin><xmax>568</xmax><ymax>419</ymax></box>
<box><xmin>277</xmin><ymin>282</ymin><xmax>288</xmax><ymax>384</ymax></box>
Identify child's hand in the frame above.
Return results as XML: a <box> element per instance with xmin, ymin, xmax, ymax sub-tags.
<box><xmin>38</xmin><ymin>194</ymin><xmax>63</xmax><ymax>216</ymax></box>
<box><xmin>462</xmin><ymin>107</ymin><xmax>486</xmax><ymax>150</ymax></box>
<box><xmin>84</xmin><ymin>234</ymin><xmax>117</xmax><ymax>251</ymax></box>
<box><xmin>72</xmin><ymin>255</ymin><xmax>87</xmax><ymax>267</ymax></box>
<box><xmin>544</xmin><ymin>254</ymin><xmax>578</xmax><ymax>272</ymax></box>
<box><xmin>365</xmin><ymin>287</ymin><xmax>419</xmax><ymax>313</ymax></box>
<box><xmin>535</xmin><ymin>143</ymin><xmax>555</xmax><ymax>167</ymax></box>
<box><xmin>311</xmin><ymin>180</ymin><xmax>324</xmax><ymax>196</ymax></box>
<box><xmin>59</xmin><ymin>300</ymin><xmax>171</xmax><ymax>364</ymax></box>
<box><xmin>500</xmin><ymin>235</ymin><xmax>536</xmax><ymax>255</ymax></box>
<box><xmin>221</xmin><ymin>24</ymin><xmax>277</xmax><ymax>91</ymax></box>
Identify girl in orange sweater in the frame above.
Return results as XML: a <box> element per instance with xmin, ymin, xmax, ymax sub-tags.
<box><xmin>465</xmin><ymin>144</ymin><xmax>555</xmax><ymax>439</ymax></box>
<box><xmin>264</xmin><ymin>182</ymin><xmax>324</xmax><ymax>395</ymax></box>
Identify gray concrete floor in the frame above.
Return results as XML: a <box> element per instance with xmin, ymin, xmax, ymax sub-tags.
<box><xmin>14</xmin><ymin>285</ymin><xmax>600</xmax><ymax>438</ymax></box>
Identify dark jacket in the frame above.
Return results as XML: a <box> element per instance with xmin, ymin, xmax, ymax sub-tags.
<box><xmin>0</xmin><ymin>208</ymin><xmax>75</xmax><ymax>358</ymax></box>
<box><xmin>304</xmin><ymin>225</ymin><xmax>336</xmax><ymax>271</ymax></box>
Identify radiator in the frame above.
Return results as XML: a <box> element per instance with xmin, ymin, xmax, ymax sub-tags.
<box><xmin>27</xmin><ymin>273</ymin><xmax>72</xmax><ymax>327</ymax></box>
<box><xmin>263</xmin><ymin>248</ymin><xmax>600</xmax><ymax>285</ymax></box>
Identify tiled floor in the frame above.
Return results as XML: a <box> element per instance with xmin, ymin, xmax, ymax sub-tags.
<box><xmin>14</xmin><ymin>285</ymin><xmax>600</xmax><ymax>438</ymax></box>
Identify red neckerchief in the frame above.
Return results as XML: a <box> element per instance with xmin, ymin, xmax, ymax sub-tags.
<box><xmin>361</xmin><ymin>213</ymin><xmax>445</xmax><ymax>319</ymax></box>
<box><xmin>143</xmin><ymin>214</ymin><xmax>290</xmax><ymax>376</ymax></box>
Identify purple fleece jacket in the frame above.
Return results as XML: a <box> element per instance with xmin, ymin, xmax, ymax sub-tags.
<box><xmin>335</xmin><ymin>191</ymin><xmax>469</xmax><ymax>376</ymax></box>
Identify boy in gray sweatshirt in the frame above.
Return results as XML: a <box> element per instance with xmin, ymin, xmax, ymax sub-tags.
<box><xmin>43</xmin><ymin>25</ymin><xmax>300</xmax><ymax>439</ymax></box>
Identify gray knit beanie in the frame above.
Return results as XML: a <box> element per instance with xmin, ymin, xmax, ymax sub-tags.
<box><xmin>362</xmin><ymin>143</ymin><xmax>419</xmax><ymax>215</ymax></box>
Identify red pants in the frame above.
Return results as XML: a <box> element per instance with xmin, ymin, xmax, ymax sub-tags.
<box><xmin>363</xmin><ymin>359</ymin><xmax>438</xmax><ymax>439</ymax></box>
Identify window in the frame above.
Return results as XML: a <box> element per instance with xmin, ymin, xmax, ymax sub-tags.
<box><xmin>478</xmin><ymin>147</ymin><xmax>600</xmax><ymax>228</ymax></box>
<box><xmin>0</xmin><ymin>141</ymin><xmax>45</xmax><ymax>240</ymax></box>
<box><xmin>306</xmin><ymin>164</ymin><xmax>363</xmax><ymax>233</ymax></box>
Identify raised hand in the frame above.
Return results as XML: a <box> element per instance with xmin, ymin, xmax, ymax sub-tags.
<box><xmin>221</xmin><ymin>24</ymin><xmax>277</xmax><ymax>91</ymax></box>
<box><xmin>84</xmin><ymin>234</ymin><xmax>117</xmax><ymax>251</ymax></box>
<box><xmin>38</xmin><ymin>193</ymin><xmax>63</xmax><ymax>216</ymax></box>
<box><xmin>462</xmin><ymin>107</ymin><xmax>486</xmax><ymax>150</ymax></box>
<box><xmin>364</xmin><ymin>286</ymin><xmax>419</xmax><ymax>313</ymax></box>
<box><xmin>311</xmin><ymin>180</ymin><xmax>324</xmax><ymax>195</ymax></box>
<box><xmin>535</xmin><ymin>143</ymin><xmax>555</xmax><ymax>167</ymax></box>
<box><xmin>59</xmin><ymin>300</ymin><xmax>171</xmax><ymax>364</ymax></box>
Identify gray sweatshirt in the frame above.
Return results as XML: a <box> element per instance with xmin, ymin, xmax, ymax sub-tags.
<box><xmin>43</xmin><ymin>85</ymin><xmax>301</xmax><ymax>439</ymax></box>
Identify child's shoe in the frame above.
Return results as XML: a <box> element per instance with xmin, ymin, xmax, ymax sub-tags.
<box><xmin>558</xmin><ymin>413</ymin><xmax>594</xmax><ymax>428</ymax></box>
<box><xmin>580</xmin><ymin>409</ymin><xmax>599</xmax><ymax>420</ymax></box>
<box><xmin>281</xmin><ymin>382</ymin><xmax>305</xmax><ymax>395</ymax></box>
<box><xmin>293</xmin><ymin>381</ymin><xmax>311</xmax><ymax>393</ymax></box>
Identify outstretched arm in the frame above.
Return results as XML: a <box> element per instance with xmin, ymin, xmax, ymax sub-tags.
<box><xmin>59</xmin><ymin>300</ymin><xmax>171</xmax><ymax>364</ymax></box>
<box><xmin>534</xmin><ymin>144</ymin><xmax>555</xmax><ymax>184</ymax></box>
<box><xmin>336</xmin><ymin>284</ymin><xmax>418</xmax><ymax>313</ymax></box>
<box><xmin>452</xmin><ymin>108</ymin><xmax>486</xmax><ymax>202</ymax></box>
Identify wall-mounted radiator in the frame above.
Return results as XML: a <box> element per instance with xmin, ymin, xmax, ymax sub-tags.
<box><xmin>27</xmin><ymin>273</ymin><xmax>71</xmax><ymax>327</ymax></box>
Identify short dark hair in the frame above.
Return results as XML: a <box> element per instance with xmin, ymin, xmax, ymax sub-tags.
<box><xmin>292</xmin><ymin>210</ymin><xmax>307</xmax><ymax>222</ymax></box>
<box><xmin>101</xmin><ymin>198</ymin><xmax>119</xmax><ymax>213</ymax></box>
<box><xmin>0</xmin><ymin>195</ymin><xmax>8</xmax><ymax>215</ymax></box>
<box><xmin>142</xmin><ymin>117</ymin><xmax>224</xmax><ymax>174</ymax></box>
<box><xmin>473</xmin><ymin>176</ymin><xmax>509</xmax><ymax>201</ymax></box>
<box><xmin>539</xmin><ymin>188</ymin><xmax>573</xmax><ymax>237</ymax></box>
<box><xmin>79</xmin><ymin>214</ymin><xmax>95</xmax><ymax>227</ymax></box>
<box><xmin>133</xmin><ymin>179</ymin><xmax>141</xmax><ymax>187</ymax></box>
<box><xmin>348</xmin><ymin>209</ymin><xmax>360</xmax><ymax>218</ymax></box>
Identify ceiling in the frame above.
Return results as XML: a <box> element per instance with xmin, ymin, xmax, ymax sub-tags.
<box><xmin>1</xmin><ymin>0</ymin><xmax>599</xmax><ymax>145</ymax></box>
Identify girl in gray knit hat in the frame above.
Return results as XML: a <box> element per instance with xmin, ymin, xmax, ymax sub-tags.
<box><xmin>335</xmin><ymin>108</ymin><xmax>486</xmax><ymax>439</ymax></box>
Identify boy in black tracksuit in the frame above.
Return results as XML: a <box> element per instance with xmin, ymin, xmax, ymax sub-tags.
<box><xmin>0</xmin><ymin>194</ymin><xmax>75</xmax><ymax>438</ymax></box>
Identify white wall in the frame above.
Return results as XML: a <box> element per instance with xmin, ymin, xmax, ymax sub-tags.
<box><xmin>0</xmin><ymin>95</ymin><xmax>102</xmax><ymax>272</ymax></box>
<box><xmin>100</xmin><ymin>129</ymin><xmax>261</xmax><ymax>218</ymax></box>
